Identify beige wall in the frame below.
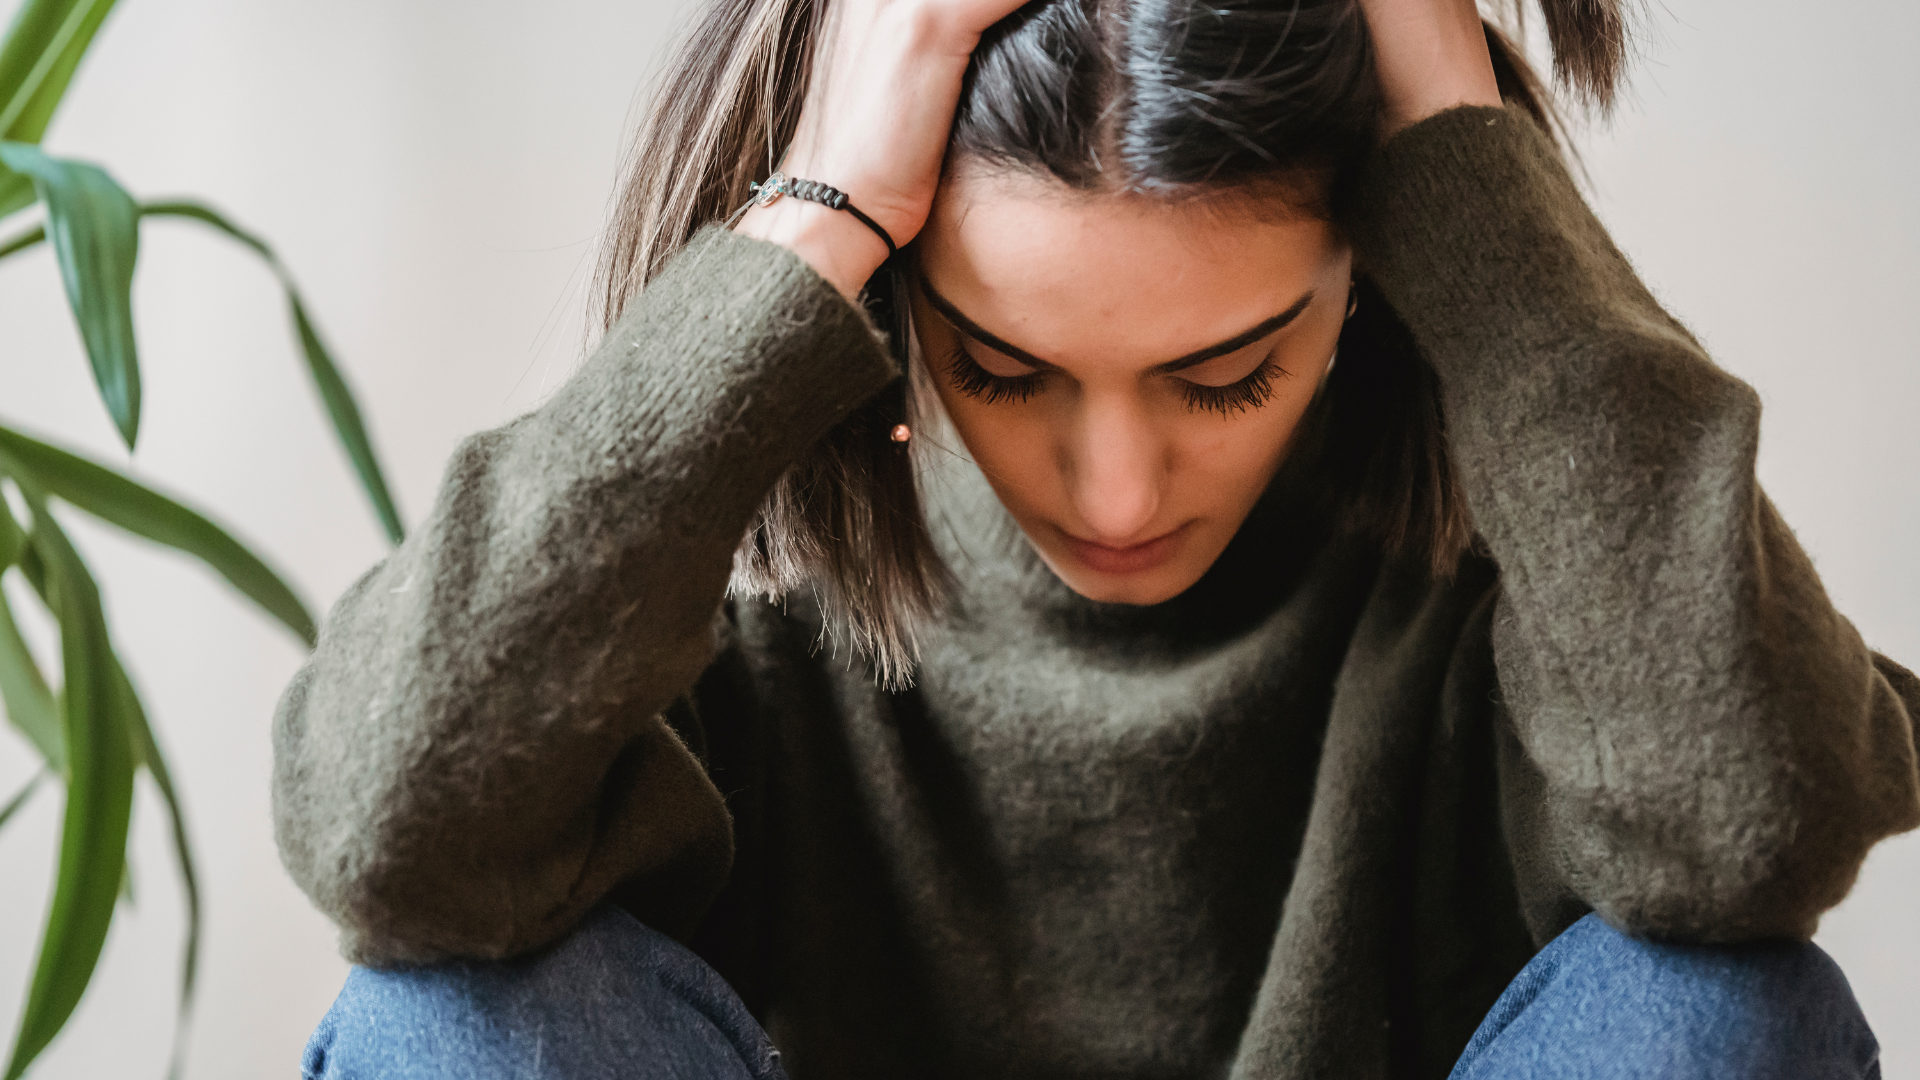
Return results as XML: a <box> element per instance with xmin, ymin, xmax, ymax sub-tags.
<box><xmin>0</xmin><ymin>0</ymin><xmax>1913</xmax><ymax>1075</ymax></box>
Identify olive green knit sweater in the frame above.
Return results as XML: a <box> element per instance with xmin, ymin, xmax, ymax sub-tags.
<box><xmin>271</xmin><ymin>106</ymin><xmax>1920</xmax><ymax>1078</ymax></box>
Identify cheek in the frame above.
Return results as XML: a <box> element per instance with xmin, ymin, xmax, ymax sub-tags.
<box><xmin>1178</xmin><ymin>412</ymin><xmax>1296</xmax><ymax>486</ymax></box>
<box><xmin>934</xmin><ymin>383</ymin><xmax>1059</xmax><ymax>508</ymax></box>
<box><xmin>1160</xmin><ymin>404</ymin><xmax>1308</xmax><ymax>527</ymax></box>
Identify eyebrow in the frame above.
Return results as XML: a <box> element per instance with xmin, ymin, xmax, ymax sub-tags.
<box><xmin>915</xmin><ymin>273</ymin><xmax>1316</xmax><ymax>375</ymax></box>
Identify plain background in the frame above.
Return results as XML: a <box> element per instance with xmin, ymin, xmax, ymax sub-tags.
<box><xmin>1</xmin><ymin>0</ymin><xmax>1915</xmax><ymax>1076</ymax></box>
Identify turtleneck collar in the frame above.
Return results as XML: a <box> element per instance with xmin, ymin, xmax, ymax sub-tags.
<box><xmin>912</xmin><ymin>420</ymin><xmax>1340</xmax><ymax>659</ymax></box>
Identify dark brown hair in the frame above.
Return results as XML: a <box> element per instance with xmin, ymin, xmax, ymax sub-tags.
<box><xmin>595</xmin><ymin>0</ymin><xmax>1632</xmax><ymax>684</ymax></box>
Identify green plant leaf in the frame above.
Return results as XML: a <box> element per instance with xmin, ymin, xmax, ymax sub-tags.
<box><xmin>10</xmin><ymin>538</ymin><xmax>47</xmax><ymax>598</ymax></box>
<box><xmin>0</xmin><ymin>0</ymin><xmax>120</xmax><ymax>145</ymax></box>
<box><xmin>114</xmin><ymin>660</ymin><xmax>198</xmax><ymax>1080</ymax></box>
<box><xmin>0</xmin><ymin>477</ymin><xmax>201</xmax><ymax>1076</ymax></box>
<box><xmin>5</xmin><ymin>202</ymin><xmax>406</xmax><ymax>547</ymax></box>
<box><xmin>0</xmin><ymin>142</ymin><xmax>139</xmax><ymax>448</ymax></box>
<box><xmin>0</xmin><ymin>0</ymin><xmax>78</xmax><ymax>108</ymax></box>
<box><xmin>0</xmin><ymin>454</ymin><xmax>136</xmax><ymax>1080</ymax></box>
<box><xmin>0</xmin><ymin>0</ymin><xmax>126</xmax><ymax>249</ymax></box>
<box><xmin>0</xmin><ymin>425</ymin><xmax>316</xmax><ymax>647</ymax></box>
<box><xmin>0</xmin><ymin>172</ymin><xmax>30</xmax><ymax>223</ymax></box>
<box><xmin>143</xmin><ymin>201</ymin><xmax>404</xmax><ymax>544</ymax></box>
<box><xmin>0</xmin><ymin>583</ymin><xmax>62</xmax><ymax>771</ymax></box>
<box><xmin>0</xmin><ymin>490</ymin><xmax>23</xmax><ymax>566</ymax></box>
<box><xmin>0</xmin><ymin>218</ymin><xmax>43</xmax><ymax>259</ymax></box>
<box><xmin>0</xmin><ymin>771</ymin><xmax>43</xmax><ymax>830</ymax></box>
<box><xmin>0</xmin><ymin>497</ymin><xmax>62</xmax><ymax>769</ymax></box>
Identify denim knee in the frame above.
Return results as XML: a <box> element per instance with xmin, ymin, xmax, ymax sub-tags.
<box><xmin>1452</xmin><ymin>913</ymin><xmax>1880</xmax><ymax>1080</ymax></box>
<box><xmin>303</xmin><ymin>904</ymin><xmax>785</xmax><ymax>1080</ymax></box>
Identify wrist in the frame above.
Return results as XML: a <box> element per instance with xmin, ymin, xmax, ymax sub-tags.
<box><xmin>736</xmin><ymin>197</ymin><xmax>891</xmax><ymax>300</ymax></box>
<box><xmin>1381</xmin><ymin>76</ymin><xmax>1503</xmax><ymax>138</ymax></box>
<box><xmin>1363</xmin><ymin>0</ymin><xmax>1503</xmax><ymax>140</ymax></box>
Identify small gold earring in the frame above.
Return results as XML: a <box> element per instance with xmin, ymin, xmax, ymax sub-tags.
<box><xmin>890</xmin><ymin>424</ymin><xmax>913</xmax><ymax>443</ymax></box>
<box><xmin>1346</xmin><ymin>284</ymin><xmax>1359</xmax><ymax>320</ymax></box>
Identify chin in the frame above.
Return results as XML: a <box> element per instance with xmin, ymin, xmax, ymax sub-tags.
<box><xmin>1038</xmin><ymin>556</ymin><xmax>1205</xmax><ymax>607</ymax></box>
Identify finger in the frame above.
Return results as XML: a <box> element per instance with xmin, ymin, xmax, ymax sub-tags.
<box><xmin>946</xmin><ymin>0</ymin><xmax>1033</xmax><ymax>34</ymax></box>
<box><xmin>898</xmin><ymin>0</ymin><xmax>1032</xmax><ymax>55</ymax></box>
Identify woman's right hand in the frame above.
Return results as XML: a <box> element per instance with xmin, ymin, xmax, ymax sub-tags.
<box><xmin>735</xmin><ymin>0</ymin><xmax>1030</xmax><ymax>298</ymax></box>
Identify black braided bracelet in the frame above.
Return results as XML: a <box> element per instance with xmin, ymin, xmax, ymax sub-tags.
<box><xmin>729</xmin><ymin>171</ymin><xmax>898</xmax><ymax>256</ymax></box>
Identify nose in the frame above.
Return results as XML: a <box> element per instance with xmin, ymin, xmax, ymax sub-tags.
<box><xmin>1060</xmin><ymin>391</ymin><xmax>1167</xmax><ymax>544</ymax></box>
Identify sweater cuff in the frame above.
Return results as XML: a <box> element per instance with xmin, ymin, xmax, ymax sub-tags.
<box><xmin>1339</xmin><ymin>104</ymin><xmax>1624</xmax><ymax>383</ymax></box>
<box><xmin>606</xmin><ymin>220</ymin><xmax>901</xmax><ymax>416</ymax></box>
<box><xmin>569</xmin><ymin>222</ymin><xmax>901</xmax><ymax>505</ymax></box>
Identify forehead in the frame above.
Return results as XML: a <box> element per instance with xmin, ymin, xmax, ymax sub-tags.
<box><xmin>915</xmin><ymin>170</ymin><xmax>1345</xmax><ymax>365</ymax></box>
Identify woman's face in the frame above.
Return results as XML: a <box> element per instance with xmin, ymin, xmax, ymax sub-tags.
<box><xmin>911</xmin><ymin>167</ymin><xmax>1353</xmax><ymax>606</ymax></box>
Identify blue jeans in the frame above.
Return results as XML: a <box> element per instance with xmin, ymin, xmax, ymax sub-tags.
<box><xmin>303</xmin><ymin>907</ymin><xmax>1880</xmax><ymax>1079</ymax></box>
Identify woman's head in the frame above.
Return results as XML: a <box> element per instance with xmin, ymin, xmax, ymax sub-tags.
<box><xmin>914</xmin><ymin>170</ymin><xmax>1351</xmax><ymax>604</ymax></box>
<box><xmin>914</xmin><ymin>0</ymin><xmax>1370</xmax><ymax>604</ymax></box>
<box><xmin>599</xmin><ymin>0</ymin><xmax>1629</xmax><ymax>682</ymax></box>
<box><xmin>949</xmin><ymin>0</ymin><xmax>1376</xmax><ymax>194</ymax></box>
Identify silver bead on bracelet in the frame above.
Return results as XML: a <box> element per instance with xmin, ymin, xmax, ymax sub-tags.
<box><xmin>728</xmin><ymin>171</ymin><xmax>898</xmax><ymax>256</ymax></box>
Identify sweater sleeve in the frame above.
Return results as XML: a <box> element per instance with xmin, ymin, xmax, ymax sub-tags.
<box><xmin>270</xmin><ymin>225</ymin><xmax>897</xmax><ymax>966</ymax></box>
<box><xmin>1345</xmin><ymin>105</ymin><xmax>1920</xmax><ymax>943</ymax></box>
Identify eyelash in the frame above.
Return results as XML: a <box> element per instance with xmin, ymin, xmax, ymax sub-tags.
<box><xmin>943</xmin><ymin>345</ymin><xmax>1045</xmax><ymax>405</ymax></box>
<box><xmin>942</xmin><ymin>344</ymin><xmax>1290</xmax><ymax>417</ymax></box>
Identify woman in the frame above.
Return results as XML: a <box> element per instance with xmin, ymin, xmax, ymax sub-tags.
<box><xmin>280</xmin><ymin>0</ymin><xmax>1918</xmax><ymax>1073</ymax></box>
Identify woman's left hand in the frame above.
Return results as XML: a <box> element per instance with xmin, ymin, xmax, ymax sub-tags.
<box><xmin>1356</xmin><ymin>0</ymin><xmax>1503</xmax><ymax>138</ymax></box>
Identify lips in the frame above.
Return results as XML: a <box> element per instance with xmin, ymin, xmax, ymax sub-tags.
<box><xmin>1060</xmin><ymin>523</ymin><xmax>1189</xmax><ymax>575</ymax></box>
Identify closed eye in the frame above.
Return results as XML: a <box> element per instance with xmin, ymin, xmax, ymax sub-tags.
<box><xmin>1177</xmin><ymin>358</ymin><xmax>1291</xmax><ymax>416</ymax></box>
<box><xmin>943</xmin><ymin>343</ymin><xmax>1047</xmax><ymax>404</ymax></box>
<box><xmin>919</xmin><ymin>272</ymin><xmax>1311</xmax><ymax>417</ymax></box>
<box><xmin>943</xmin><ymin>340</ymin><xmax>1291</xmax><ymax>416</ymax></box>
